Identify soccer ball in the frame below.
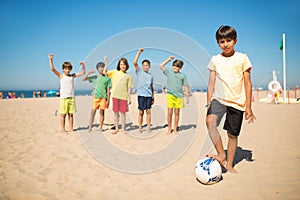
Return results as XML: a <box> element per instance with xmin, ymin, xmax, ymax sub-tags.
<box><xmin>194</xmin><ymin>157</ymin><xmax>222</xmax><ymax>185</ymax></box>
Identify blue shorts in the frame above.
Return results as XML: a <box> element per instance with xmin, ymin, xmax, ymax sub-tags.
<box><xmin>138</xmin><ymin>96</ymin><xmax>152</xmax><ymax>110</ymax></box>
<box><xmin>207</xmin><ymin>99</ymin><xmax>244</xmax><ymax>136</ymax></box>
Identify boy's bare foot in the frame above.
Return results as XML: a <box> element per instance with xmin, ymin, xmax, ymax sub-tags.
<box><xmin>139</xmin><ymin>128</ymin><xmax>143</xmax><ymax>133</ymax></box>
<box><xmin>112</xmin><ymin>129</ymin><xmax>119</xmax><ymax>135</ymax></box>
<box><xmin>98</xmin><ymin>128</ymin><xmax>103</xmax><ymax>133</ymax></box>
<box><xmin>226</xmin><ymin>167</ymin><xmax>238</xmax><ymax>174</ymax></box>
<box><xmin>121</xmin><ymin>129</ymin><xmax>129</xmax><ymax>134</ymax></box>
<box><xmin>167</xmin><ymin>129</ymin><xmax>172</xmax><ymax>135</ymax></box>
<box><xmin>61</xmin><ymin>130</ymin><xmax>68</xmax><ymax>134</ymax></box>
<box><xmin>146</xmin><ymin>126</ymin><xmax>151</xmax><ymax>133</ymax></box>
<box><xmin>206</xmin><ymin>154</ymin><xmax>226</xmax><ymax>166</ymax></box>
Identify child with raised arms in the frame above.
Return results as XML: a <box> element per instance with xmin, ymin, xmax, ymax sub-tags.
<box><xmin>49</xmin><ymin>54</ymin><xmax>86</xmax><ymax>133</ymax></box>
<box><xmin>82</xmin><ymin>57</ymin><xmax>111</xmax><ymax>132</ymax></box>
<box><xmin>160</xmin><ymin>56</ymin><xmax>189</xmax><ymax>134</ymax></box>
<box><xmin>133</xmin><ymin>48</ymin><xmax>154</xmax><ymax>133</ymax></box>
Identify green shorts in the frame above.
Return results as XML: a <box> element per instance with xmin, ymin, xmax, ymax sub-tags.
<box><xmin>167</xmin><ymin>93</ymin><xmax>184</xmax><ymax>108</ymax></box>
<box><xmin>59</xmin><ymin>97</ymin><xmax>76</xmax><ymax>114</ymax></box>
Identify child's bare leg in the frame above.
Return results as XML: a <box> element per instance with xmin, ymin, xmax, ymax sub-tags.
<box><xmin>138</xmin><ymin>110</ymin><xmax>144</xmax><ymax>133</ymax></box>
<box><xmin>206</xmin><ymin>114</ymin><xmax>226</xmax><ymax>166</ymax></box>
<box><xmin>68</xmin><ymin>113</ymin><xmax>74</xmax><ymax>132</ymax></box>
<box><xmin>120</xmin><ymin>112</ymin><xmax>128</xmax><ymax>134</ymax></box>
<box><xmin>88</xmin><ymin>109</ymin><xmax>96</xmax><ymax>132</ymax></box>
<box><xmin>60</xmin><ymin>114</ymin><xmax>67</xmax><ymax>133</ymax></box>
<box><xmin>146</xmin><ymin>109</ymin><xmax>151</xmax><ymax>133</ymax></box>
<box><xmin>112</xmin><ymin>112</ymin><xmax>119</xmax><ymax>134</ymax></box>
<box><xmin>173</xmin><ymin>108</ymin><xmax>180</xmax><ymax>134</ymax></box>
<box><xmin>99</xmin><ymin>109</ymin><xmax>105</xmax><ymax>132</ymax></box>
<box><xmin>226</xmin><ymin>132</ymin><xmax>238</xmax><ymax>173</ymax></box>
<box><xmin>167</xmin><ymin>108</ymin><xmax>173</xmax><ymax>134</ymax></box>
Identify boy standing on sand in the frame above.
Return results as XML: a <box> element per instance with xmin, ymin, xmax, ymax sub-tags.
<box><xmin>206</xmin><ymin>25</ymin><xmax>256</xmax><ymax>173</ymax></box>
<box><xmin>82</xmin><ymin>57</ymin><xmax>111</xmax><ymax>132</ymax></box>
<box><xmin>133</xmin><ymin>48</ymin><xmax>154</xmax><ymax>133</ymax></box>
<box><xmin>160</xmin><ymin>56</ymin><xmax>189</xmax><ymax>134</ymax></box>
<box><xmin>49</xmin><ymin>54</ymin><xmax>86</xmax><ymax>133</ymax></box>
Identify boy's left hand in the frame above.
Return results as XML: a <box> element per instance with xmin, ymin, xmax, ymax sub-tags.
<box><xmin>80</xmin><ymin>61</ymin><xmax>85</xmax><ymax>66</ymax></box>
<box><xmin>245</xmin><ymin>107</ymin><xmax>256</xmax><ymax>123</ymax></box>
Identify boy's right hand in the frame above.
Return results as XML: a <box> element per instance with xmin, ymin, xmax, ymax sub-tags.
<box><xmin>89</xmin><ymin>69</ymin><xmax>95</xmax><ymax>74</ymax></box>
<box><xmin>169</xmin><ymin>56</ymin><xmax>174</xmax><ymax>60</ymax></box>
<box><xmin>104</xmin><ymin>56</ymin><xmax>108</xmax><ymax>63</ymax></box>
<box><xmin>49</xmin><ymin>54</ymin><xmax>54</xmax><ymax>59</ymax></box>
<box><xmin>138</xmin><ymin>48</ymin><xmax>144</xmax><ymax>53</ymax></box>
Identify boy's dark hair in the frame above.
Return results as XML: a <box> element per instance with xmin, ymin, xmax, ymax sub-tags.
<box><xmin>62</xmin><ymin>62</ymin><xmax>73</xmax><ymax>70</ymax></box>
<box><xmin>96</xmin><ymin>62</ymin><xmax>105</xmax><ymax>69</ymax></box>
<box><xmin>172</xmin><ymin>59</ymin><xmax>184</xmax><ymax>69</ymax></box>
<box><xmin>142</xmin><ymin>59</ymin><xmax>151</xmax><ymax>67</ymax></box>
<box><xmin>116</xmin><ymin>57</ymin><xmax>129</xmax><ymax>71</ymax></box>
<box><xmin>216</xmin><ymin>25</ymin><xmax>237</xmax><ymax>42</ymax></box>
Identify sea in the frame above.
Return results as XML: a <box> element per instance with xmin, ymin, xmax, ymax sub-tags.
<box><xmin>1</xmin><ymin>88</ymin><xmax>208</xmax><ymax>99</ymax></box>
<box><xmin>1</xmin><ymin>90</ymin><xmax>93</xmax><ymax>99</ymax></box>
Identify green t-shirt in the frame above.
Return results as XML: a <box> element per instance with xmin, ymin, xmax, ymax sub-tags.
<box><xmin>163</xmin><ymin>68</ymin><xmax>188</xmax><ymax>98</ymax></box>
<box><xmin>88</xmin><ymin>75</ymin><xmax>111</xmax><ymax>98</ymax></box>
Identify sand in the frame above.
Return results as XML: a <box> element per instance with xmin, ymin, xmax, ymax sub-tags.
<box><xmin>0</xmin><ymin>93</ymin><xmax>299</xmax><ymax>200</ymax></box>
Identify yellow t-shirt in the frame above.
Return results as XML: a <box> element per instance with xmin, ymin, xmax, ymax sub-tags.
<box><xmin>107</xmin><ymin>70</ymin><xmax>133</xmax><ymax>100</ymax></box>
<box><xmin>207</xmin><ymin>52</ymin><xmax>252</xmax><ymax>111</ymax></box>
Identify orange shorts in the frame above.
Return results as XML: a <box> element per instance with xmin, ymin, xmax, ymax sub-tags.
<box><xmin>92</xmin><ymin>98</ymin><xmax>108</xmax><ymax>110</ymax></box>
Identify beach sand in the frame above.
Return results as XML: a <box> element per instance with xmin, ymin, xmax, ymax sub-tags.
<box><xmin>0</xmin><ymin>93</ymin><xmax>299</xmax><ymax>200</ymax></box>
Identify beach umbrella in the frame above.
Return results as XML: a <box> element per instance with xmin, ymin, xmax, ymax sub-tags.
<box><xmin>47</xmin><ymin>90</ymin><xmax>57</xmax><ymax>95</ymax></box>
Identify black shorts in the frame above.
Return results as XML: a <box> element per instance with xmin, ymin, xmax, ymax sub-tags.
<box><xmin>138</xmin><ymin>96</ymin><xmax>152</xmax><ymax>110</ymax></box>
<box><xmin>207</xmin><ymin>99</ymin><xmax>244</xmax><ymax>136</ymax></box>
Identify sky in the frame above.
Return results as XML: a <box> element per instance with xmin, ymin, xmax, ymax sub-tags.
<box><xmin>0</xmin><ymin>0</ymin><xmax>299</xmax><ymax>91</ymax></box>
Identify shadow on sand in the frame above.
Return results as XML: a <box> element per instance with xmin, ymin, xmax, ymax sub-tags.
<box><xmin>224</xmin><ymin>146</ymin><xmax>254</xmax><ymax>172</ymax></box>
<box><xmin>76</xmin><ymin>123</ymin><xmax>197</xmax><ymax>133</ymax></box>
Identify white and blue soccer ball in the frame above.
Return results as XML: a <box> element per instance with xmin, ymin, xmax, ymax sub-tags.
<box><xmin>195</xmin><ymin>157</ymin><xmax>222</xmax><ymax>185</ymax></box>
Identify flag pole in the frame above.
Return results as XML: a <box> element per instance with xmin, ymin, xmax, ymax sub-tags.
<box><xmin>282</xmin><ymin>33</ymin><xmax>287</xmax><ymax>103</ymax></box>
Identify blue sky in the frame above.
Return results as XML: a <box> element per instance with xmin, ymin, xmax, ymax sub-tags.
<box><xmin>0</xmin><ymin>0</ymin><xmax>299</xmax><ymax>90</ymax></box>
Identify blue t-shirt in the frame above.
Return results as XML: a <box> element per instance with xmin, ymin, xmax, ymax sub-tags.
<box><xmin>136</xmin><ymin>69</ymin><xmax>153</xmax><ymax>97</ymax></box>
<box><xmin>163</xmin><ymin>68</ymin><xmax>188</xmax><ymax>98</ymax></box>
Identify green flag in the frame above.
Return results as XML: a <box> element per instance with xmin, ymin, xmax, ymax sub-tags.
<box><xmin>279</xmin><ymin>40</ymin><xmax>283</xmax><ymax>50</ymax></box>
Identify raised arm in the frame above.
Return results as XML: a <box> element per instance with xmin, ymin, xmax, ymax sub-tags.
<box><xmin>49</xmin><ymin>54</ymin><xmax>61</xmax><ymax>78</ymax></box>
<box><xmin>82</xmin><ymin>69</ymin><xmax>95</xmax><ymax>81</ymax></box>
<box><xmin>103</xmin><ymin>56</ymin><xmax>109</xmax><ymax>75</ymax></box>
<box><xmin>160</xmin><ymin>56</ymin><xmax>174</xmax><ymax>71</ymax></box>
<box><xmin>133</xmin><ymin>48</ymin><xmax>144</xmax><ymax>71</ymax></box>
<box><xmin>74</xmin><ymin>62</ymin><xmax>86</xmax><ymax>77</ymax></box>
